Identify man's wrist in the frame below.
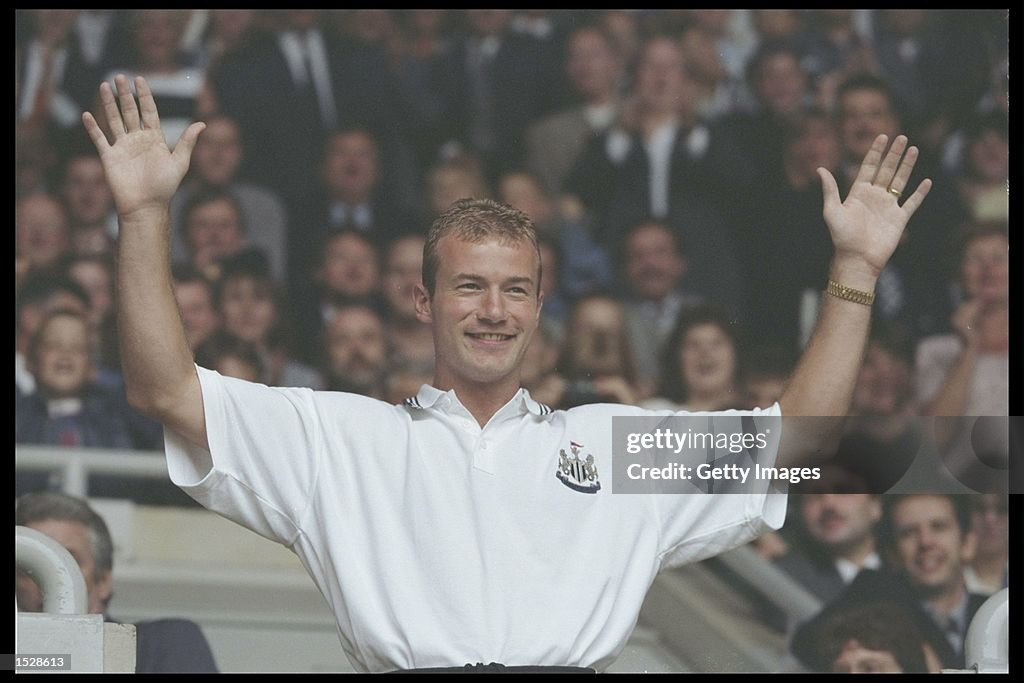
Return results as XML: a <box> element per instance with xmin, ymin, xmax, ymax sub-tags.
<box><xmin>828</xmin><ymin>256</ymin><xmax>880</xmax><ymax>292</ymax></box>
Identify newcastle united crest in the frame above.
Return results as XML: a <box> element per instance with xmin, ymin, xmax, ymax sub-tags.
<box><xmin>556</xmin><ymin>441</ymin><xmax>601</xmax><ymax>494</ymax></box>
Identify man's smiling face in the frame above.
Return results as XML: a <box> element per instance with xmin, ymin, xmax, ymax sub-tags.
<box><xmin>416</xmin><ymin>235</ymin><xmax>542</xmax><ymax>393</ymax></box>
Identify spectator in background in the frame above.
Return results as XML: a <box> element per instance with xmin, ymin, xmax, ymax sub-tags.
<box><xmin>16</xmin><ymin>491</ymin><xmax>219</xmax><ymax>673</ymax></box>
<box><xmin>381</xmin><ymin>234</ymin><xmax>434</xmax><ymax>368</ymax></box>
<box><xmin>66</xmin><ymin>254</ymin><xmax>120</xmax><ymax>390</ymax></box>
<box><xmin>16</xmin><ymin>193</ymin><xmax>72</xmax><ymax>282</ymax></box>
<box><xmin>216</xmin><ymin>251</ymin><xmax>324</xmax><ymax>389</ymax></box>
<box><xmin>16</xmin><ymin>309</ymin><xmax>133</xmax><ymax>449</ymax></box>
<box><xmin>526</xmin><ymin>23</ymin><xmax>625</xmax><ymax>197</ymax></box>
<box><xmin>16</xmin><ymin>10</ymin><xmax>93</xmax><ymax>135</ymax></box>
<box><xmin>954</xmin><ymin>111</ymin><xmax>1008</xmax><ymax>223</ymax></box>
<box><xmin>793</xmin><ymin>494</ymin><xmax>987</xmax><ymax>671</ymax></box>
<box><xmin>964</xmin><ymin>494</ymin><xmax>1008</xmax><ymax>596</ymax></box>
<box><xmin>16</xmin><ymin>273</ymin><xmax>91</xmax><ymax>399</ymax></box>
<box><xmin>550</xmin><ymin>295</ymin><xmax>640</xmax><ymax>409</ymax></box>
<box><xmin>648</xmin><ymin>305</ymin><xmax>742</xmax><ymax>412</ymax></box>
<box><xmin>805</xmin><ymin>602</ymin><xmax>937</xmax><ymax>673</ymax></box>
<box><xmin>58</xmin><ymin>148</ymin><xmax>117</xmax><ymax>257</ymax></box>
<box><xmin>195</xmin><ymin>330</ymin><xmax>264</xmax><ymax>383</ymax></box>
<box><xmin>799</xmin><ymin>10</ymin><xmax>877</xmax><ymax>112</ymax></box>
<box><xmin>171</xmin><ymin>264</ymin><xmax>221</xmax><ymax>353</ymax></box>
<box><xmin>102</xmin><ymin>10</ymin><xmax>204</xmax><ymax>150</ymax></box>
<box><xmin>620</xmin><ymin>221</ymin><xmax>703</xmax><ymax>395</ymax></box>
<box><xmin>498</xmin><ymin>171</ymin><xmax>613</xmax><ymax>304</ymax></box>
<box><xmin>322</xmin><ymin>303</ymin><xmax>389</xmax><ymax>399</ymax></box>
<box><xmin>313</xmin><ymin>229</ymin><xmax>383</xmax><ymax>315</ymax></box>
<box><xmin>180</xmin><ymin>186</ymin><xmax>252</xmax><ymax>282</ymax></box>
<box><xmin>775</xmin><ymin>493</ymin><xmax>882</xmax><ymax>604</ymax></box>
<box><xmin>738</xmin><ymin>108</ymin><xmax>837</xmax><ymax>352</ymax></box>
<box><xmin>567</xmin><ymin>35</ymin><xmax>746</xmax><ymax>316</ymax></box>
<box><xmin>427</xmin><ymin>155</ymin><xmax>491</xmax><ymax>218</ymax></box>
<box><xmin>291</xmin><ymin>128</ymin><xmax>421</xmax><ymax>306</ymax></box>
<box><xmin>170</xmin><ymin>114</ymin><xmax>289</xmax><ymax>283</ymax></box>
<box><xmin>444</xmin><ymin>9</ymin><xmax>563</xmax><ymax>181</ymax></box>
<box><xmin>916</xmin><ymin>223</ymin><xmax>1008</xmax><ymax>417</ymax></box>
<box><xmin>182</xmin><ymin>9</ymin><xmax>257</xmax><ymax>73</ymax></box>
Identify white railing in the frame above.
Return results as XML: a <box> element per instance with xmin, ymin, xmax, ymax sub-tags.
<box><xmin>16</xmin><ymin>446</ymin><xmax>169</xmax><ymax>498</ymax></box>
<box><xmin>15</xmin><ymin>526</ymin><xmax>88</xmax><ymax>614</ymax></box>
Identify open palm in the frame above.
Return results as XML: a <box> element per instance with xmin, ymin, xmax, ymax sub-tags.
<box><xmin>82</xmin><ymin>75</ymin><xmax>204</xmax><ymax>219</ymax></box>
<box><xmin>817</xmin><ymin>134</ymin><xmax>932</xmax><ymax>276</ymax></box>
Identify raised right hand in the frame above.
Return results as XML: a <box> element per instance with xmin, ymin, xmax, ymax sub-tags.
<box><xmin>82</xmin><ymin>74</ymin><xmax>205</xmax><ymax>220</ymax></box>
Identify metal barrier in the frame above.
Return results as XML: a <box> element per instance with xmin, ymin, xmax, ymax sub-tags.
<box><xmin>16</xmin><ymin>445</ymin><xmax>169</xmax><ymax>498</ymax></box>
<box><xmin>15</xmin><ymin>526</ymin><xmax>88</xmax><ymax>614</ymax></box>
<box><xmin>964</xmin><ymin>588</ymin><xmax>1009</xmax><ymax>674</ymax></box>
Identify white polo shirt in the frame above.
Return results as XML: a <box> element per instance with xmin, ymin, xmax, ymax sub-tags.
<box><xmin>166</xmin><ymin>366</ymin><xmax>786</xmax><ymax>672</ymax></box>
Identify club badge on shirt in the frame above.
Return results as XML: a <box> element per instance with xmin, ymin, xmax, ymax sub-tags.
<box><xmin>556</xmin><ymin>441</ymin><xmax>601</xmax><ymax>494</ymax></box>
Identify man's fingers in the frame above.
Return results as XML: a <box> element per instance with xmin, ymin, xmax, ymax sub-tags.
<box><xmin>874</xmin><ymin>135</ymin><xmax>907</xmax><ymax>189</ymax></box>
<box><xmin>172</xmin><ymin>121</ymin><xmax>207</xmax><ymax>168</ymax></box>
<box><xmin>853</xmin><ymin>134</ymin><xmax>888</xmax><ymax>185</ymax></box>
<box><xmin>900</xmin><ymin>178</ymin><xmax>932</xmax><ymax>218</ymax></box>
<box><xmin>887</xmin><ymin>145</ymin><xmax>918</xmax><ymax>195</ymax></box>
<box><xmin>99</xmin><ymin>81</ymin><xmax>125</xmax><ymax>140</ymax></box>
<box><xmin>817</xmin><ymin>167</ymin><xmax>841</xmax><ymax>213</ymax></box>
<box><xmin>115</xmin><ymin>74</ymin><xmax>141</xmax><ymax>133</ymax></box>
<box><xmin>135</xmin><ymin>76</ymin><xmax>161</xmax><ymax>130</ymax></box>
<box><xmin>81</xmin><ymin>112</ymin><xmax>111</xmax><ymax>154</ymax></box>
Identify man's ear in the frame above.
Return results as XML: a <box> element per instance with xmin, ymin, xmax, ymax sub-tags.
<box><xmin>961</xmin><ymin>529</ymin><xmax>978</xmax><ymax>565</ymax></box>
<box><xmin>413</xmin><ymin>283</ymin><xmax>432</xmax><ymax>324</ymax></box>
<box><xmin>536</xmin><ymin>290</ymin><xmax>544</xmax><ymax>321</ymax></box>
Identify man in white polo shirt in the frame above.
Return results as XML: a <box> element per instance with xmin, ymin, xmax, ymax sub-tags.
<box><xmin>83</xmin><ymin>74</ymin><xmax>930</xmax><ymax>672</ymax></box>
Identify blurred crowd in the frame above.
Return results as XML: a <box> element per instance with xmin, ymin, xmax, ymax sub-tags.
<box><xmin>15</xmin><ymin>10</ymin><xmax>1009</xmax><ymax>672</ymax></box>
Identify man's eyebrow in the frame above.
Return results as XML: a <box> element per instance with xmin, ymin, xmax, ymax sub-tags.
<box><xmin>452</xmin><ymin>273</ymin><xmax>536</xmax><ymax>286</ymax></box>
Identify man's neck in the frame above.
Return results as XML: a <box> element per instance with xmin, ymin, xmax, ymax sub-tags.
<box><xmin>923</xmin><ymin>580</ymin><xmax>967</xmax><ymax>617</ymax></box>
<box><xmin>835</xmin><ymin>536</ymin><xmax>876</xmax><ymax>567</ymax></box>
<box><xmin>434</xmin><ymin>374</ymin><xmax>521</xmax><ymax>428</ymax></box>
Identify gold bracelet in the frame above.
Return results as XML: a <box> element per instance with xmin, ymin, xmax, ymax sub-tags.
<box><xmin>826</xmin><ymin>279</ymin><xmax>875</xmax><ymax>306</ymax></box>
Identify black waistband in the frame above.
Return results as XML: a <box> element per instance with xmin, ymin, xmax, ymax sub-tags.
<box><xmin>391</xmin><ymin>662</ymin><xmax>596</xmax><ymax>673</ymax></box>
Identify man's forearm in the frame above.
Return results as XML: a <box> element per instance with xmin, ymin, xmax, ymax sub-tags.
<box><xmin>777</xmin><ymin>259</ymin><xmax>876</xmax><ymax>467</ymax></box>
<box><xmin>117</xmin><ymin>208</ymin><xmax>198</xmax><ymax>416</ymax></box>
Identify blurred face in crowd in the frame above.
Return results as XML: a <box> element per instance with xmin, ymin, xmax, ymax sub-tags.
<box><xmin>831</xmin><ymin>640</ymin><xmax>903</xmax><ymax>674</ymax></box>
<box><xmin>16</xmin><ymin>518</ymin><xmax>112</xmax><ymax>615</ymax></box>
<box><xmin>383</xmin><ymin>235</ymin><xmax>425</xmax><ymax>321</ymax></box>
<box><xmin>567</xmin><ymin>297</ymin><xmax>628</xmax><ymax>377</ymax></box>
<box><xmin>210</xmin><ymin>10</ymin><xmax>254</xmax><ymax>46</ymax></box>
<box><xmin>801</xmin><ymin>494</ymin><xmax>881</xmax><ymax>554</ymax></box>
<box><xmin>566</xmin><ymin>28</ymin><xmax>622</xmax><ymax>102</ymax></box>
<box><xmin>17</xmin><ymin>194</ymin><xmax>70</xmax><ymax>271</ymax></box>
<box><xmin>62</xmin><ymin>157</ymin><xmax>113</xmax><ymax>227</ymax></box>
<box><xmin>323</xmin><ymin>131</ymin><xmax>379</xmax><ymax>204</ymax></box>
<box><xmin>635</xmin><ymin>37</ymin><xmax>694</xmax><ymax>117</ymax></box>
<box><xmin>537</xmin><ymin>241</ymin><xmax>558</xmax><ymax>301</ymax></box>
<box><xmin>429</xmin><ymin>166</ymin><xmax>486</xmax><ymax>216</ymax></box>
<box><xmin>134</xmin><ymin>10</ymin><xmax>185</xmax><ymax>70</ymax></box>
<box><xmin>961</xmin><ymin>233</ymin><xmax>1008</xmax><ymax>304</ymax></box>
<box><xmin>415</xmin><ymin>235</ymin><xmax>542</xmax><ymax>391</ymax></box>
<box><xmin>851</xmin><ymin>342</ymin><xmax>911</xmax><ymax>416</ymax></box>
<box><xmin>970</xmin><ymin>494</ymin><xmax>1008</xmax><ymax>559</ymax></box>
<box><xmin>219</xmin><ymin>276</ymin><xmax>277</xmax><ymax>345</ymax></box>
<box><xmin>967</xmin><ymin>129</ymin><xmax>1009</xmax><ymax>183</ymax></box>
<box><xmin>625</xmin><ymin>223</ymin><xmax>685</xmax><ymax>301</ymax></box>
<box><xmin>326</xmin><ymin>306</ymin><xmax>388</xmax><ymax>390</ymax></box>
<box><xmin>185</xmin><ymin>198</ymin><xmax>245</xmax><ymax>268</ymax></box>
<box><xmin>838</xmin><ymin>87</ymin><xmax>899</xmax><ymax>161</ymax></box>
<box><xmin>321</xmin><ymin>232</ymin><xmax>380</xmax><ymax>298</ymax></box>
<box><xmin>193</xmin><ymin>117</ymin><xmax>244</xmax><ymax>186</ymax></box>
<box><xmin>755</xmin><ymin>51</ymin><xmax>807</xmax><ymax>116</ymax></box>
<box><xmin>889</xmin><ymin>496</ymin><xmax>975</xmax><ymax>598</ymax></box>
<box><xmin>519</xmin><ymin>329</ymin><xmax>558</xmax><ymax>389</ymax></box>
<box><xmin>679</xmin><ymin>323</ymin><xmax>736</xmax><ymax>398</ymax></box>
<box><xmin>173</xmin><ymin>280</ymin><xmax>220</xmax><ymax>351</ymax></box>
<box><xmin>68</xmin><ymin>260</ymin><xmax>114</xmax><ymax>329</ymax></box>
<box><xmin>788</xmin><ymin>115</ymin><xmax>840</xmax><ymax>180</ymax></box>
<box><xmin>216</xmin><ymin>354</ymin><xmax>260</xmax><ymax>383</ymax></box>
<box><xmin>31</xmin><ymin>313</ymin><xmax>94</xmax><ymax>398</ymax></box>
<box><xmin>498</xmin><ymin>173</ymin><xmax>551</xmax><ymax>227</ymax></box>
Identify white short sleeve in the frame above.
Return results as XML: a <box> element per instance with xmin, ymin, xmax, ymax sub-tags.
<box><xmin>164</xmin><ymin>365</ymin><xmax>324</xmax><ymax>546</ymax></box>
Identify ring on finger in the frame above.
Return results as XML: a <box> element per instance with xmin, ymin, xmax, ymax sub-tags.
<box><xmin>887</xmin><ymin>186</ymin><xmax>902</xmax><ymax>198</ymax></box>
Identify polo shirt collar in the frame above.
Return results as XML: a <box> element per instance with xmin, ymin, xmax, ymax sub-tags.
<box><xmin>410</xmin><ymin>385</ymin><xmax>552</xmax><ymax>417</ymax></box>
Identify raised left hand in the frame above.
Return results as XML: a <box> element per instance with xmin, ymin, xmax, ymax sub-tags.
<box><xmin>817</xmin><ymin>134</ymin><xmax>932</xmax><ymax>278</ymax></box>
